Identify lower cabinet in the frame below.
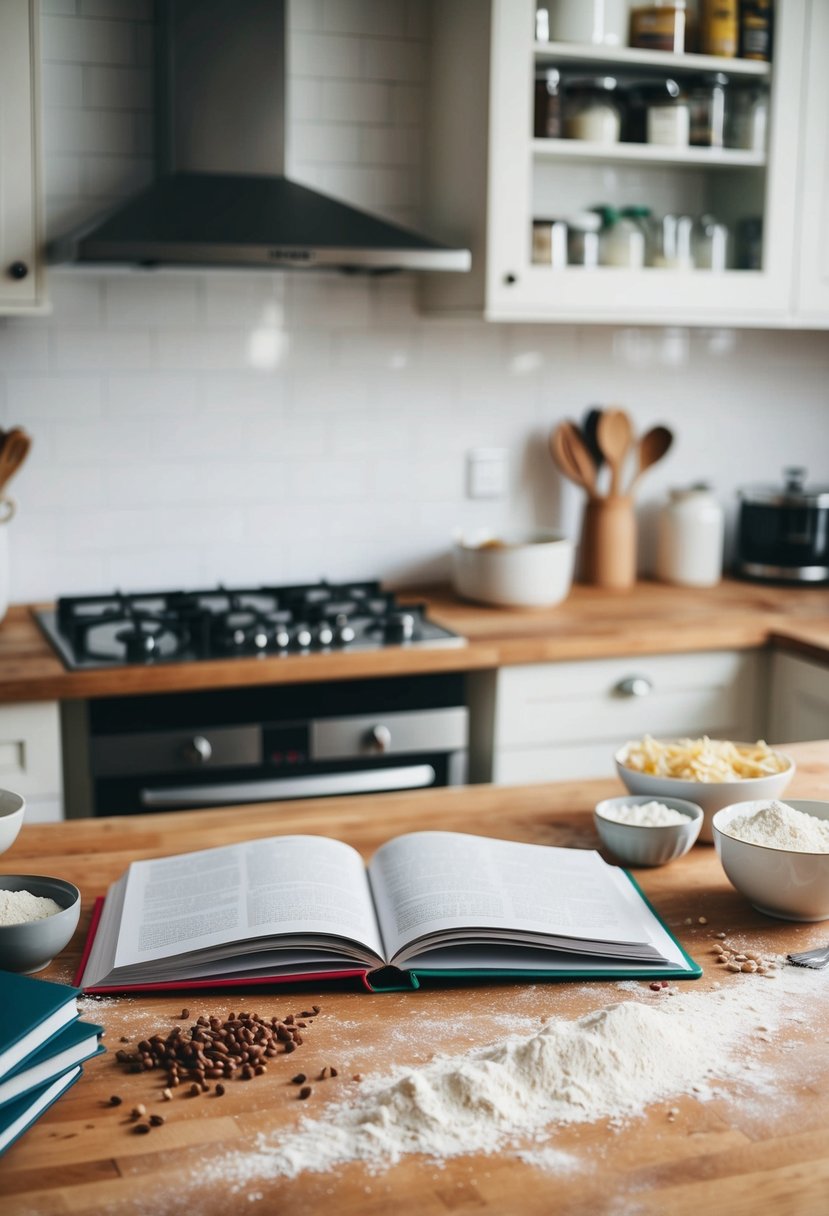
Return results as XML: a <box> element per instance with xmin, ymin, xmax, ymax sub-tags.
<box><xmin>468</xmin><ymin>650</ymin><xmax>766</xmax><ymax>784</ymax></box>
<box><xmin>0</xmin><ymin>701</ymin><xmax>63</xmax><ymax>822</ymax></box>
<box><xmin>768</xmin><ymin>652</ymin><xmax>829</xmax><ymax>744</ymax></box>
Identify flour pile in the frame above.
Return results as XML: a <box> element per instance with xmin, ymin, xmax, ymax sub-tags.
<box><xmin>0</xmin><ymin>888</ymin><xmax>62</xmax><ymax>926</ymax></box>
<box><xmin>724</xmin><ymin>799</ymin><xmax>829</xmax><ymax>852</ymax></box>
<box><xmin>203</xmin><ymin>969</ymin><xmax>820</xmax><ymax>1186</ymax></box>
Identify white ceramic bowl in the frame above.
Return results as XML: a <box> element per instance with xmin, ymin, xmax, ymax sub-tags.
<box><xmin>614</xmin><ymin>743</ymin><xmax>794</xmax><ymax>844</ymax></box>
<box><xmin>712</xmin><ymin>799</ymin><xmax>829</xmax><ymax>922</ymax></box>
<box><xmin>594</xmin><ymin>795</ymin><xmax>704</xmax><ymax>867</ymax></box>
<box><xmin>0</xmin><ymin>875</ymin><xmax>81</xmax><ymax>973</ymax></box>
<box><xmin>0</xmin><ymin>789</ymin><xmax>25</xmax><ymax>856</ymax></box>
<box><xmin>452</xmin><ymin>533</ymin><xmax>575</xmax><ymax>608</ymax></box>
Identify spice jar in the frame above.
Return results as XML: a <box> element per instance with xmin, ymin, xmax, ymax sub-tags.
<box><xmin>644</xmin><ymin>79</ymin><xmax>690</xmax><ymax>147</ymax></box>
<box><xmin>651</xmin><ymin>214</ymin><xmax>694</xmax><ymax>269</ymax></box>
<box><xmin>566</xmin><ymin>212</ymin><xmax>601</xmax><ymax>268</ymax></box>
<box><xmin>598</xmin><ymin>206</ymin><xmax>650</xmax><ymax>269</ymax></box>
<box><xmin>534</xmin><ymin>68</ymin><xmax>563</xmax><ymax>138</ymax></box>
<box><xmin>629</xmin><ymin>2</ymin><xmax>688</xmax><ymax>53</ymax></box>
<box><xmin>688</xmin><ymin>73</ymin><xmax>729</xmax><ymax>148</ymax></box>
<box><xmin>564</xmin><ymin>77</ymin><xmax>622</xmax><ymax>143</ymax></box>
<box><xmin>736</xmin><ymin>217</ymin><xmax>763</xmax><ymax>270</ymax></box>
<box><xmin>699</xmin><ymin>0</ymin><xmax>739</xmax><ymax>57</ymax></box>
<box><xmin>726</xmin><ymin>85</ymin><xmax>769</xmax><ymax>152</ymax></box>
<box><xmin>532</xmin><ymin>219</ymin><xmax>568</xmax><ymax>267</ymax></box>
<box><xmin>656</xmin><ymin>485</ymin><xmax>725</xmax><ymax>587</ymax></box>
<box><xmin>694</xmin><ymin>215</ymin><xmax>729</xmax><ymax>271</ymax></box>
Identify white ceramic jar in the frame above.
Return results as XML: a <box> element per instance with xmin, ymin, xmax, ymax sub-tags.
<box><xmin>655</xmin><ymin>484</ymin><xmax>725</xmax><ymax>587</ymax></box>
<box><xmin>538</xmin><ymin>0</ymin><xmax>630</xmax><ymax>46</ymax></box>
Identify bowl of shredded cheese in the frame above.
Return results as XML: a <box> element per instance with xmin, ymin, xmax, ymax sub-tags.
<box><xmin>615</xmin><ymin>736</ymin><xmax>794</xmax><ymax>843</ymax></box>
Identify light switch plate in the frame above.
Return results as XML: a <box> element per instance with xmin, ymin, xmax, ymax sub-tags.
<box><xmin>467</xmin><ymin>448</ymin><xmax>508</xmax><ymax>499</ymax></box>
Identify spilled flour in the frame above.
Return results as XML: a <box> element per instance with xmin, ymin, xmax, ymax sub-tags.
<box><xmin>201</xmin><ymin>963</ymin><xmax>824</xmax><ymax>1188</ymax></box>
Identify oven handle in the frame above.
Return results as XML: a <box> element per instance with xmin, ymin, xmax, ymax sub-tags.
<box><xmin>139</xmin><ymin>764</ymin><xmax>438</xmax><ymax>808</ymax></box>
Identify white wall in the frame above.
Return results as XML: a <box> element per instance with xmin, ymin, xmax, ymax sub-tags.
<box><xmin>1</xmin><ymin>0</ymin><xmax>827</xmax><ymax>600</ymax></box>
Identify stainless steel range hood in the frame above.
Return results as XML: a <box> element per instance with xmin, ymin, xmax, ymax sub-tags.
<box><xmin>49</xmin><ymin>0</ymin><xmax>470</xmax><ymax>274</ymax></box>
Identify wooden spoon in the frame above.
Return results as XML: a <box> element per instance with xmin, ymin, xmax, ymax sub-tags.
<box><xmin>628</xmin><ymin>425</ymin><xmax>673</xmax><ymax>493</ymax></box>
<box><xmin>0</xmin><ymin>429</ymin><xmax>31</xmax><ymax>493</ymax></box>
<box><xmin>549</xmin><ymin>421</ymin><xmax>598</xmax><ymax>498</ymax></box>
<box><xmin>596</xmin><ymin>409</ymin><xmax>633</xmax><ymax>497</ymax></box>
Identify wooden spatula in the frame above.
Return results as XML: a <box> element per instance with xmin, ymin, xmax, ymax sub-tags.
<box><xmin>596</xmin><ymin>409</ymin><xmax>633</xmax><ymax>497</ymax></box>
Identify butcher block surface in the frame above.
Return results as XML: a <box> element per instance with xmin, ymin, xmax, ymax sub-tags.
<box><xmin>0</xmin><ymin>578</ymin><xmax>827</xmax><ymax>701</ymax></box>
<box><xmin>2</xmin><ymin>740</ymin><xmax>829</xmax><ymax>1216</ymax></box>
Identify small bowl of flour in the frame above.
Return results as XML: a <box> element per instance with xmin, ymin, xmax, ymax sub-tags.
<box><xmin>0</xmin><ymin>875</ymin><xmax>81</xmax><ymax>973</ymax></box>
<box><xmin>712</xmin><ymin>799</ymin><xmax>829</xmax><ymax>921</ymax></box>
<box><xmin>594</xmin><ymin>795</ymin><xmax>703</xmax><ymax>867</ymax></box>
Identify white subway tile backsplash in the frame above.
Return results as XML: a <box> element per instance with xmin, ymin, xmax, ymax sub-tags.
<box><xmin>0</xmin><ymin>0</ymin><xmax>824</xmax><ymax>604</ymax></box>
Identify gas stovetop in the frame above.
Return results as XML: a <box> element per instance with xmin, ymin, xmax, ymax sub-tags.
<box><xmin>37</xmin><ymin>582</ymin><xmax>465</xmax><ymax>670</ymax></box>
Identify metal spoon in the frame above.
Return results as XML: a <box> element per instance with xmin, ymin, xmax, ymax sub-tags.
<box><xmin>628</xmin><ymin>425</ymin><xmax>673</xmax><ymax>494</ymax></box>
<box><xmin>596</xmin><ymin>409</ymin><xmax>633</xmax><ymax>497</ymax></box>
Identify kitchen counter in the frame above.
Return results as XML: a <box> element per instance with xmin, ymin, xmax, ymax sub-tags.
<box><xmin>0</xmin><ymin>579</ymin><xmax>826</xmax><ymax>702</ymax></box>
<box><xmin>2</xmin><ymin>739</ymin><xmax>829</xmax><ymax>1216</ymax></box>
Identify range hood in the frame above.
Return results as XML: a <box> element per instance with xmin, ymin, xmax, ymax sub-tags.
<box><xmin>49</xmin><ymin>0</ymin><xmax>470</xmax><ymax>274</ymax></box>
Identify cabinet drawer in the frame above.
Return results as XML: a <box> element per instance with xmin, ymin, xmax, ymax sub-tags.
<box><xmin>494</xmin><ymin>651</ymin><xmax>760</xmax><ymax>748</ymax></box>
<box><xmin>0</xmin><ymin>702</ymin><xmax>61</xmax><ymax>797</ymax></box>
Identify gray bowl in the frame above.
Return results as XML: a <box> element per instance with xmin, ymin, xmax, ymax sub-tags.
<box><xmin>0</xmin><ymin>875</ymin><xmax>81</xmax><ymax>973</ymax></box>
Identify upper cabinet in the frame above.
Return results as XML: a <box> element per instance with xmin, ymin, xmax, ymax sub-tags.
<box><xmin>423</xmin><ymin>0</ymin><xmax>826</xmax><ymax>328</ymax></box>
<box><xmin>0</xmin><ymin>0</ymin><xmax>45</xmax><ymax>315</ymax></box>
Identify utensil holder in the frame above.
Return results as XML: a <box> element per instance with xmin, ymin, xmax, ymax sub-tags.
<box><xmin>581</xmin><ymin>495</ymin><xmax>636</xmax><ymax>589</ymax></box>
<box><xmin>0</xmin><ymin>498</ymin><xmax>15</xmax><ymax>625</ymax></box>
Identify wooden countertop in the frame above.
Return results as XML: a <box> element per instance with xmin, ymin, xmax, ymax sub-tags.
<box><xmin>3</xmin><ymin>739</ymin><xmax>829</xmax><ymax>1215</ymax></box>
<box><xmin>0</xmin><ymin>579</ymin><xmax>826</xmax><ymax>702</ymax></box>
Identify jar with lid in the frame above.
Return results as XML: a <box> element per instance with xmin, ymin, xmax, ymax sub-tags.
<box><xmin>688</xmin><ymin>73</ymin><xmax>729</xmax><ymax>148</ymax></box>
<box><xmin>656</xmin><ymin>485</ymin><xmax>725</xmax><ymax>587</ymax></box>
<box><xmin>646</xmin><ymin>79</ymin><xmax>690</xmax><ymax>147</ymax></box>
<box><xmin>736</xmin><ymin>217</ymin><xmax>763</xmax><ymax>269</ymax></box>
<box><xmin>534</xmin><ymin>68</ymin><xmax>563</xmax><ymax>138</ymax></box>
<box><xmin>564</xmin><ymin>76</ymin><xmax>622</xmax><ymax>143</ymax></box>
<box><xmin>532</xmin><ymin>219</ymin><xmax>568</xmax><ymax>267</ymax></box>
<box><xmin>629</xmin><ymin>2</ymin><xmax>688</xmax><ymax>53</ymax></box>
<box><xmin>537</xmin><ymin>0</ymin><xmax>630</xmax><ymax>46</ymax></box>
<box><xmin>566</xmin><ymin>211</ymin><xmax>602</xmax><ymax>268</ymax></box>
<box><xmin>651</xmin><ymin>214</ymin><xmax>695</xmax><ymax>268</ymax></box>
<box><xmin>694</xmin><ymin>215</ymin><xmax>729</xmax><ymax>271</ymax></box>
<box><xmin>598</xmin><ymin>206</ymin><xmax>650</xmax><ymax>268</ymax></box>
<box><xmin>726</xmin><ymin>85</ymin><xmax>768</xmax><ymax>152</ymax></box>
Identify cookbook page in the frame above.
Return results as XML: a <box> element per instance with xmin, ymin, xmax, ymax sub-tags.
<box><xmin>110</xmin><ymin>835</ymin><xmax>385</xmax><ymax>973</ymax></box>
<box><xmin>368</xmin><ymin>832</ymin><xmax>662</xmax><ymax>964</ymax></box>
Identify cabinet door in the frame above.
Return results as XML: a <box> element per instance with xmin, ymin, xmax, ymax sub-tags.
<box><xmin>768</xmin><ymin>651</ymin><xmax>829</xmax><ymax>743</ymax></box>
<box><xmin>795</xmin><ymin>0</ymin><xmax>829</xmax><ymax>320</ymax></box>
<box><xmin>0</xmin><ymin>0</ymin><xmax>45</xmax><ymax>314</ymax></box>
<box><xmin>0</xmin><ymin>701</ymin><xmax>63</xmax><ymax>822</ymax></box>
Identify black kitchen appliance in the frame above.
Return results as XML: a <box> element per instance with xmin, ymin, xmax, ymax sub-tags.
<box><xmin>38</xmin><ymin>581</ymin><xmax>470</xmax><ymax>818</ymax></box>
<box><xmin>735</xmin><ymin>467</ymin><xmax>829</xmax><ymax>584</ymax></box>
<box><xmin>36</xmin><ymin>581</ymin><xmax>463</xmax><ymax>669</ymax></box>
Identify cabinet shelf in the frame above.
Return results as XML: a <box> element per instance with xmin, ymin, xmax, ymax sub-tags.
<box><xmin>531</xmin><ymin>138</ymin><xmax>766</xmax><ymax>169</ymax></box>
<box><xmin>533</xmin><ymin>40</ymin><xmax>772</xmax><ymax>79</ymax></box>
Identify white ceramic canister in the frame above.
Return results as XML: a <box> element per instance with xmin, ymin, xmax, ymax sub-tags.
<box><xmin>540</xmin><ymin>1</ymin><xmax>630</xmax><ymax>46</ymax></box>
<box><xmin>655</xmin><ymin>484</ymin><xmax>724</xmax><ymax>587</ymax></box>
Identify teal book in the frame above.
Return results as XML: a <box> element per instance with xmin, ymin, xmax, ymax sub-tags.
<box><xmin>0</xmin><ymin>1021</ymin><xmax>104</xmax><ymax>1109</ymax></box>
<box><xmin>76</xmin><ymin>831</ymin><xmax>700</xmax><ymax>993</ymax></box>
<box><xmin>0</xmin><ymin>971</ymin><xmax>80</xmax><ymax>1080</ymax></box>
<box><xmin>0</xmin><ymin>1066</ymin><xmax>82</xmax><ymax>1157</ymax></box>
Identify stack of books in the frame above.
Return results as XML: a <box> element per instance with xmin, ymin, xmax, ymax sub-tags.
<box><xmin>0</xmin><ymin>970</ymin><xmax>104</xmax><ymax>1156</ymax></box>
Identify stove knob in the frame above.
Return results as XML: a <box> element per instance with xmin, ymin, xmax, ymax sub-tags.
<box><xmin>232</xmin><ymin>627</ymin><xmax>247</xmax><ymax>647</ymax></box>
<box><xmin>295</xmin><ymin>626</ymin><xmax>312</xmax><ymax>649</ymax></box>
<box><xmin>317</xmin><ymin>623</ymin><xmax>334</xmax><ymax>647</ymax></box>
<box><xmin>384</xmin><ymin>612</ymin><xmax>415</xmax><ymax>643</ymax></box>
<box><xmin>365</xmin><ymin>724</ymin><xmax>392</xmax><ymax>754</ymax></box>
<box><xmin>253</xmin><ymin>629</ymin><xmax>269</xmax><ymax>650</ymax></box>
<box><xmin>335</xmin><ymin>623</ymin><xmax>355</xmax><ymax>645</ymax></box>
<box><xmin>274</xmin><ymin>627</ymin><xmax>291</xmax><ymax>649</ymax></box>
<box><xmin>182</xmin><ymin>735</ymin><xmax>213</xmax><ymax>765</ymax></box>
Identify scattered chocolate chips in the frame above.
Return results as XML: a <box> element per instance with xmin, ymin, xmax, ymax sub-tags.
<box><xmin>215</xmin><ymin>1083</ymin><xmax>226</xmax><ymax>1096</ymax></box>
<box><xmin>133</xmin><ymin>1123</ymin><xmax>151</xmax><ymax>1135</ymax></box>
<box><xmin>108</xmin><ymin>1095</ymin><xmax>122</xmax><ymax>1107</ymax></box>
<box><xmin>291</xmin><ymin>1074</ymin><xmax>307</xmax><ymax>1085</ymax></box>
<box><xmin>180</xmin><ymin>1008</ymin><xmax>190</xmax><ymax>1019</ymax></box>
<box><xmin>149</xmin><ymin>1114</ymin><xmax>165</xmax><ymax>1127</ymax></box>
<box><xmin>298</xmin><ymin>1086</ymin><xmax>312</xmax><ymax>1100</ymax></box>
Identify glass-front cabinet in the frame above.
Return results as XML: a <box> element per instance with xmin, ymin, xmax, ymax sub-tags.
<box><xmin>422</xmin><ymin>0</ymin><xmax>822</xmax><ymax>328</ymax></box>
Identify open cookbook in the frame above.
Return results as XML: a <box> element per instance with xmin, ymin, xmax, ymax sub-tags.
<box><xmin>76</xmin><ymin>831</ymin><xmax>701</xmax><ymax>993</ymax></box>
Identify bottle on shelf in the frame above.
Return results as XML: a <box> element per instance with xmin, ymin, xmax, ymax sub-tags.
<box><xmin>739</xmin><ymin>0</ymin><xmax>773</xmax><ymax>61</ymax></box>
<box><xmin>699</xmin><ymin>0</ymin><xmax>739</xmax><ymax>57</ymax></box>
<box><xmin>651</xmin><ymin>214</ymin><xmax>695</xmax><ymax>268</ymax></box>
<box><xmin>597</xmin><ymin>206</ymin><xmax>652</xmax><ymax>268</ymax></box>
<box><xmin>534</xmin><ymin>68</ymin><xmax>563</xmax><ymax>138</ymax></box>
<box><xmin>694</xmin><ymin>215</ymin><xmax>730</xmax><ymax>270</ymax></box>
<box><xmin>629</xmin><ymin>1</ymin><xmax>689</xmax><ymax>53</ymax></box>
<box><xmin>688</xmin><ymin>73</ymin><xmax>729</xmax><ymax>147</ymax></box>
<box><xmin>726</xmin><ymin>83</ymin><xmax>769</xmax><ymax>151</ymax></box>
<box><xmin>564</xmin><ymin>76</ymin><xmax>622</xmax><ymax>143</ymax></box>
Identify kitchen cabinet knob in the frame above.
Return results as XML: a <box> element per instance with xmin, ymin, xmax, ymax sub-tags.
<box><xmin>8</xmin><ymin>261</ymin><xmax>28</xmax><ymax>280</ymax></box>
<box><xmin>614</xmin><ymin>675</ymin><xmax>653</xmax><ymax>698</ymax></box>
<box><xmin>365</xmin><ymin>724</ymin><xmax>392</xmax><ymax>754</ymax></box>
<box><xmin>504</xmin><ymin>272</ymin><xmax>518</xmax><ymax>285</ymax></box>
<box><xmin>183</xmin><ymin>735</ymin><xmax>213</xmax><ymax>764</ymax></box>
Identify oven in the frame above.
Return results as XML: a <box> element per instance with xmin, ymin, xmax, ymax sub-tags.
<box><xmin>61</xmin><ymin>673</ymin><xmax>468</xmax><ymax>818</ymax></box>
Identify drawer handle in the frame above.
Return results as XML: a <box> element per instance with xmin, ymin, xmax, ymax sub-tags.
<box><xmin>615</xmin><ymin>675</ymin><xmax>653</xmax><ymax>698</ymax></box>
